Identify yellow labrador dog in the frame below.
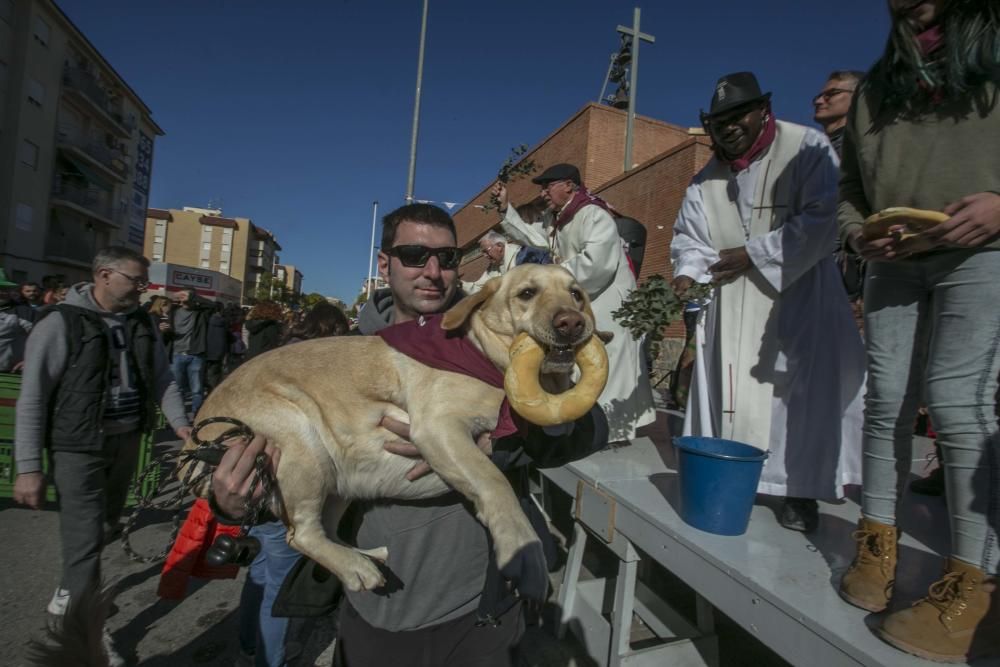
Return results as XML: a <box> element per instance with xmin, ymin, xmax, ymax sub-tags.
<box><xmin>182</xmin><ymin>263</ymin><xmax>607</xmax><ymax>600</ymax></box>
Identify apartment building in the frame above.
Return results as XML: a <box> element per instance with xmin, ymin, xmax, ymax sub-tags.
<box><xmin>144</xmin><ymin>206</ymin><xmax>282</xmax><ymax>303</ymax></box>
<box><xmin>0</xmin><ymin>0</ymin><xmax>163</xmax><ymax>285</ymax></box>
<box><xmin>275</xmin><ymin>263</ymin><xmax>302</xmax><ymax>296</ymax></box>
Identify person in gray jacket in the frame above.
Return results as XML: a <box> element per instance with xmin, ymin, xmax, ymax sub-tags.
<box><xmin>12</xmin><ymin>247</ymin><xmax>191</xmax><ymax>650</ymax></box>
<box><xmin>211</xmin><ymin>205</ymin><xmax>607</xmax><ymax>667</ymax></box>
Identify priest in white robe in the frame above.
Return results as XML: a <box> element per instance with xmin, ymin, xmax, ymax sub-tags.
<box><xmin>671</xmin><ymin>72</ymin><xmax>865</xmax><ymax>532</ymax></box>
<box><xmin>461</xmin><ymin>231</ymin><xmax>522</xmax><ymax>294</ymax></box>
<box><xmin>493</xmin><ymin>163</ymin><xmax>655</xmax><ymax>442</ymax></box>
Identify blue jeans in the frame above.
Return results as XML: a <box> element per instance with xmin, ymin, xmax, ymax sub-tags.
<box><xmin>861</xmin><ymin>249</ymin><xmax>1000</xmax><ymax>572</ymax></box>
<box><xmin>171</xmin><ymin>353</ymin><xmax>205</xmax><ymax>416</ymax></box>
<box><xmin>239</xmin><ymin>521</ymin><xmax>300</xmax><ymax>667</ymax></box>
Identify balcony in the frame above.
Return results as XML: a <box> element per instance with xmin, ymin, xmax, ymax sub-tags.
<box><xmin>56</xmin><ymin>130</ymin><xmax>128</xmax><ymax>183</ymax></box>
<box><xmin>61</xmin><ymin>66</ymin><xmax>132</xmax><ymax>138</ymax></box>
<box><xmin>50</xmin><ymin>181</ymin><xmax>123</xmax><ymax>228</ymax></box>
<box><xmin>45</xmin><ymin>213</ymin><xmax>104</xmax><ymax>269</ymax></box>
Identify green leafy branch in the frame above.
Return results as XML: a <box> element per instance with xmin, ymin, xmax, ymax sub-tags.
<box><xmin>482</xmin><ymin>145</ymin><xmax>537</xmax><ymax>213</ymax></box>
<box><xmin>612</xmin><ymin>275</ymin><xmax>713</xmax><ymax>363</ymax></box>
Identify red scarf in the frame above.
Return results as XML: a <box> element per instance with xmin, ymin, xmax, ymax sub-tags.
<box><xmin>717</xmin><ymin>107</ymin><xmax>777</xmax><ymax>173</ymax></box>
<box><xmin>916</xmin><ymin>25</ymin><xmax>946</xmax><ymax>105</ymax></box>
<box><xmin>376</xmin><ymin>314</ymin><xmax>518</xmax><ymax>438</ymax></box>
<box><xmin>554</xmin><ymin>187</ymin><xmax>612</xmax><ymax>230</ymax></box>
<box><xmin>917</xmin><ymin>25</ymin><xmax>944</xmax><ymax>55</ymax></box>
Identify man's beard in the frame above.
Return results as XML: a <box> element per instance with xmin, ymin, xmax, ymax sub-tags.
<box><xmin>110</xmin><ymin>292</ymin><xmax>140</xmax><ymax>311</ymax></box>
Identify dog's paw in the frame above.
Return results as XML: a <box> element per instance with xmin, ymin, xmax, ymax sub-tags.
<box><xmin>336</xmin><ymin>550</ymin><xmax>387</xmax><ymax>592</ymax></box>
<box><xmin>498</xmin><ymin>539</ymin><xmax>548</xmax><ymax>604</ymax></box>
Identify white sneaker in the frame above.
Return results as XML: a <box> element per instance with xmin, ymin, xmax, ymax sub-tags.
<box><xmin>46</xmin><ymin>588</ymin><xmax>70</xmax><ymax>616</ymax></box>
<box><xmin>102</xmin><ymin>627</ymin><xmax>125</xmax><ymax>667</ymax></box>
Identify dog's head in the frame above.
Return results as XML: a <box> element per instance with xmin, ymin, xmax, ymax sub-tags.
<box><xmin>442</xmin><ymin>263</ymin><xmax>609</xmax><ymax>374</ymax></box>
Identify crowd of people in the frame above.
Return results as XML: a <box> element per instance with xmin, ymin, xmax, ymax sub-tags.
<box><xmin>8</xmin><ymin>0</ymin><xmax>999</xmax><ymax>665</ymax></box>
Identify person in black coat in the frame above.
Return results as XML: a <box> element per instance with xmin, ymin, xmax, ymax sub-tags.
<box><xmin>243</xmin><ymin>301</ymin><xmax>283</xmax><ymax>360</ymax></box>
<box><xmin>205</xmin><ymin>302</ymin><xmax>231</xmax><ymax>392</ymax></box>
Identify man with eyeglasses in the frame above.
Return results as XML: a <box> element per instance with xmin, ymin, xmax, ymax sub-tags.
<box><xmin>461</xmin><ymin>230</ymin><xmax>523</xmax><ymax>294</ymax></box>
<box><xmin>813</xmin><ymin>70</ymin><xmax>863</xmax><ymax>158</ymax></box>
<box><xmin>13</xmin><ymin>245</ymin><xmax>190</xmax><ymax>662</ymax></box>
<box><xmin>492</xmin><ymin>163</ymin><xmax>655</xmax><ymax>443</ymax></box>
<box><xmin>815</xmin><ymin>71</ymin><xmax>867</xmax><ymax>306</ymax></box>
<box><xmin>671</xmin><ymin>72</ymin><xmax>866</xmax><ymax>533</ymax></box>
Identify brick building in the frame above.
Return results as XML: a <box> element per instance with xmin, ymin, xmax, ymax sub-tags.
<box><xmin>452</xmin><ymin>102</ymin><xmax>712</xmax><ymax>338</ymax></box>
<box><xmin>0</xmin><ymin>0</ymin><xmax>163</xmax><ymax>285</ymax></box>
<box><xmin>143</xmin><ymin>206</ymin><xmax>282</xmax><ymax>304</ymax></box>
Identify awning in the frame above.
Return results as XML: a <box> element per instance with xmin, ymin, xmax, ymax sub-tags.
<box><xmin>60</xmin><ymin>153</ymin><xmax>114</xmax><ymax>191</ymax></box>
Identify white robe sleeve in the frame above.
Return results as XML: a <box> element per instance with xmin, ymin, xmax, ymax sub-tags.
<box><xmin>671</xmin><ymin>180</ymin><xmax>720</xmax><ymax>284</ymax></box>
<box><xmin>500</xmin><ymin>205</ymin><xmax>550</xmax><ymax>249</ymax></box>
<box><xmin>744</xmin><ymin>131</ymin><xmax>840</xmax><ymax>293</ymax></box>
<box><xmin>560</xmin><ymin>206</ymin><xmax>624</xmax><ymax>298</ymax></box>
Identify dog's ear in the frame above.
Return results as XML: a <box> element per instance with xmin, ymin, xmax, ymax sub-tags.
<box><xmin>596</xmin><ymin>330</ymin><xmax>614</xmax><ymax>343</ymax></box>
<box><xmin>441</xmin><ymin>277</ymin><xmax>501</xmax><ymax>330</ymax></box>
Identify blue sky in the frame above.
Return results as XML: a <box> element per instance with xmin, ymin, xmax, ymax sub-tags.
<box><xmin>59</xmin><ymin>0</ymin><xmax>890</xmax><ymax>304</ymax></box>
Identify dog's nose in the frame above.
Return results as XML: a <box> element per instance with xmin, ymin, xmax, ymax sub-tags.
<box><xmin>553</xmin><ymin>310</ymin><xmax>584</xmax><ymax>342</ymax></box>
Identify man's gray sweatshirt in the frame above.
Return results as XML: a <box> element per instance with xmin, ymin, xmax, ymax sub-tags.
<box><xmin>347</xmin><ymin>288</ymin><xmax>491</xmax><ymax>632</ymax></box>
<box><xmin>14</xmin><ymin>283</ymin><xmax>189</xmax><ymax>474</ymax></box>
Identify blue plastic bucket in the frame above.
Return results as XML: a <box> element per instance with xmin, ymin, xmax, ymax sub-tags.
<box><xmin>673</xmin><ymin>436</ymin><xmax>769</xmax><ymax>536</ymax></box>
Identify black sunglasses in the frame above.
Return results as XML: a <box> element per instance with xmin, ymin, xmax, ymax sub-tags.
<box><xmin>386</xmin><ymin>245</ymin><xmax>461</xmax><ymax>269</ymax></box>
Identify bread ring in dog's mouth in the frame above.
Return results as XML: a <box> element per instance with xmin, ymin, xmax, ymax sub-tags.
<box><xmin>504</xmin><ymin>333</ymin><xmax>608</xmax><ymax>426</ymax></box>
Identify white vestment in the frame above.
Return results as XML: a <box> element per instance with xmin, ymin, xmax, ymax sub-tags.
<box><xmin>671</xmin><ymin>121</ymin><xmax>864</xmax><ymax>499</ymax></box>
<box><xmin>462</xmin><ymin>242</ymin><xmax>522</xmax><ymax>294</ymax></box>
<box><xmin>503</xmin><ymin>202</ymin><xmax>655</xmax><ymax>441</ymax></box>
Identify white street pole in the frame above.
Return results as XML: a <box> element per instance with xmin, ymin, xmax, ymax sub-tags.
<box><xmin>366</xmin><ymin>200</ymin><xmax>379</xmax><ymax>301</ymax></box>
<box><xmin>405</xmin><ymin>0</ymin><xmax>429</xmax><ymax>203</ymax></box>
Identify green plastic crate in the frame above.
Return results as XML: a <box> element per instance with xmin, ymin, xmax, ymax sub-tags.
<box><xmin>0</xmin><ymin>373</ymin><xmax>158</xmax><ymax>506</ymax></box>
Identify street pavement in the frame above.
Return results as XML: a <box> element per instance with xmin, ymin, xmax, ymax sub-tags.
<box><xmin>2</xmin><ymin>429</ymin><xmax>936</xmax><ymax>665</ymax></box>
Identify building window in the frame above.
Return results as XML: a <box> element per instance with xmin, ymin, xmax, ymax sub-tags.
<box><xmin>33</xmin><ymin>15</ymin><xmax>50</xmax><ymax>46</ymax></box>
<box><xmin>220</xmin><ymin>261</ymin><xmax>229</xmax><ymax>272</ymax></box>
<box><xmin>200</xmin><ymin>259</ymin><xmax>210</xmax><ymax>268</ymax></box>
<box><xmin>152</xmin><ymin>253</ymin><xmax>162</xmax><ymax>261</ymax></box>
<box><xmin>27</xmin><ymin>77</ymin><xmax>44</xmax><ymax>107</ymax></box>
<box><xmin>202</xmin><ymin>242</ymin><xmax>211</xmax><ymax>251</ymax></box>
<box><xmin>19</xmin><ymin>140</ymin><xmax>38</xmax><ymax>168</ymax></box>
<box><xmin>15</xmin><ymin>203</ymin><xmax>33</xmax><ymax>231</ymax></box>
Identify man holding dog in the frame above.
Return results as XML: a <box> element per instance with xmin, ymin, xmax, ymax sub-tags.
<box><xmin>13</xmin><ymin>246</ymin><xmax>191</xmax><ymax>660</ymax></box>
<box><xmin>670</xmin><ymin>72</ymin><xmax>866</xmax><ymax>532</ymax></box>
<box><xmin>212</xmin><ymin>203</ymin><xmax>607</xmax><ymax>666</ymax></box>
<box><xmin>493</xmin><ymin>163</ymin><xmax>655</xmax><ymax>443</ymax></box>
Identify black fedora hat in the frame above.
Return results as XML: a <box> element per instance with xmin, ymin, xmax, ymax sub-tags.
<box><xmin>531</xmin><ymin>163</ymin><xmax>581</xmax><ymax>185</ymax></box>
<box><xmin>701</xmin><ymin>72</ymin><xmax>772</xmax><ymax>119</ymax></box>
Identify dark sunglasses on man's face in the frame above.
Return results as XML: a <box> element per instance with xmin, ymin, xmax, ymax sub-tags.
<box><xmin>387</xmin><ymin>245</ymin><xmax>461</xmax><ymax>269</ymax></box>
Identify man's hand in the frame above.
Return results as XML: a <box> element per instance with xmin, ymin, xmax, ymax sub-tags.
<box><xmin>174</xmin><ymin>426</ymin><xmax>193</xmax><ymax>441</ymax></box>
<box><xmin>925</xmin><ymin>192</ymin><xmax>1000</xmax><ymax>248</ymax></box>
<box><xmin>709</xmin><ymin>247</ymin><xmax>753</xmax><ymax>283</ymax></box>
<box><xmin>11</xmin><ymin>361</ymin><xmax>24</xmax><ymax>373</ymax></box>
<box><xmin>847</xmin><ymin>228</ymin><xmax>908</xmax><ymax>261</ymax></box>
<box><xmin>672</xmin><ymin>275</ymin><xmax>694</xmax><ymax>298</ymax></box>
<box><xmin>381</xmin><ymin>415</ymin><xmax>492</xmax><ymax>481</ymax></box>
<box><xmin>13</xmin><ymin>472</ymin><xmax>45</xmax><ymax>510</ymax></box>
<box><xmin>158</xmin><ymin>322</ymin><xmax>171</xmax><ymax>332</ymax></box>
<box><xmin>211</xmin><ymin>433</ymin><xmax>281</xmax><ymax>519</ymax></box>
<box><xmin>491</xmin><ymin>182</ymin><xmax>510</xmax><ymax>214</ymax></box>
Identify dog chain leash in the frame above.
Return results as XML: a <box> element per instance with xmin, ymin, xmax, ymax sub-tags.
<box><xmin>120</xmin><ymin>417</ymin><xmax>264</xmax><ymax>563</ymax></box>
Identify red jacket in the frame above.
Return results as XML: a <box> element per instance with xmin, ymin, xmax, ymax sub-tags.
<box><xmin>158</xmin><ymin>498</ymin><xmax>241</xmax><ymax>600</ymax></box>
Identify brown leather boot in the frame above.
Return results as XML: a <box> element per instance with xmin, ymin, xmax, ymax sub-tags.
<box><xmin>839</xmin><ymin>517</ymin><xmax>898</xmax><ymax>612</ymax></box>
<box><xmin>878</xmin><ymin>558</ymin><xmax>1000</xmax><ymax>663</ymax></box>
